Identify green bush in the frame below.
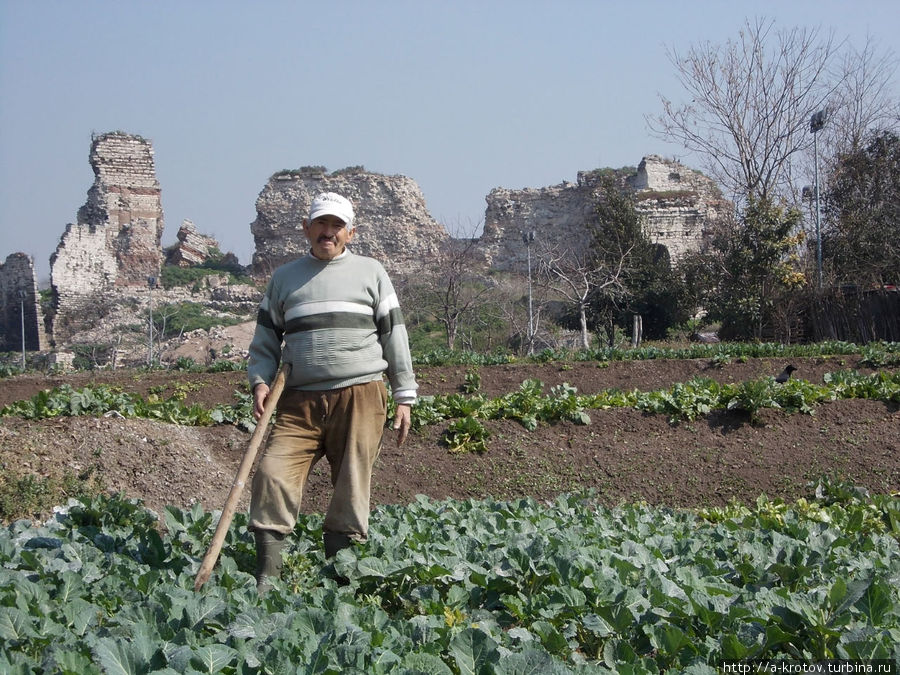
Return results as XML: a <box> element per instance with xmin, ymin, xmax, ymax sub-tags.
<box><xmin>160</xmin><ymin>266</ymin><xmax>216</xmax><ymax>289</ymax></box>
<box><xmin>0</xmin><ymin>361</ymin><xmax>23</xmax><ymax>379</ymax></box>
<box><xmin>69</xmin><ymin>343</ymin><xmax>115</xmax><ymax>371</ymax></box>
<box><xmin>160</xmin><ymin>258</ymin><xmax>254</xmax><ymax>290</ymax></box>
<box><xmin>331</xmin><ymin>165</ymin><xmax>366</xmax><ymax>175</ymax></box>
<box><xmin>154</xmin><ymin>302</ymin><xmax>245</xmax><ymax>339</ymax></box>
<box><xmin>272</xmin><ymin>166</ymin><xmax>326</xmax><ymax>178</ymax></box>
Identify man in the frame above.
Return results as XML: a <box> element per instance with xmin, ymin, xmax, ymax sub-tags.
<box><xmin>247</xmin><ymin>191</ymin><xmax>417</xmax><ymax>592</ymax></box>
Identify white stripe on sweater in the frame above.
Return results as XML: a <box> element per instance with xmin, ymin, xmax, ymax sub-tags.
<box><xmin>375</xmin><ymin>293</ymin><xmax>400</xmax><ymax>321</ymax></box>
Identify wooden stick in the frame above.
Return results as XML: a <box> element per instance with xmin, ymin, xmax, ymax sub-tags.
<box><xmin>194</xmin><ymin>363</ymin><xmax>290</xmax><ymax>591</ymax></box>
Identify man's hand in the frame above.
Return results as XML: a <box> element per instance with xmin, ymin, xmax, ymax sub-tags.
<box><xmin>253</xmin><ymin>383</ymin><xmax>270</xmax><ymax>420</ymax></box>
<box><xmin>392</xmin><ymin>403</ymin><xmax>412</xmax><ymax>446</ymax></box>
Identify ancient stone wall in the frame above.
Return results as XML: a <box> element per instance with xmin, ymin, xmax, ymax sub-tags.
<box><xmin>37</xmin><ymin>139</ymin><xmax>730</xmax><ymax>354</ymax></box>
<box><xmin>628</xmin><ymin>155</ymin><xmax>731</xmax><ymax>261</ymax></box>
<box><xmin>50</xmin><ymin>132</ymin><xmax>164</xmax><ymax>342</ymax></box>
<box><xmin>480</xmin><ymin>177</ymin><xmax>600</xmax><ymax>271</ymax></box>
<box><xmin>0</xmin><ymin>253</ymin><xmax>49</xmax><ymax>353</ymax></box>
<box><xmin>250</xmin><ymin>168</ymin><xmax>449</xmax><ymax>276</ymax></box>
<box><xmin>479</xmin><ymin>156</ymin><xmax>729</xmax><ymax>272</ymax></box>
<box><xmin>165</xmin><ymin>219</ymin><xmax>220</xmax><ymax>267</ymax></box>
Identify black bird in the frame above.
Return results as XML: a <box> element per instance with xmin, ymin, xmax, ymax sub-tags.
<box><xmin>775</xmin><ymin>364</ymin><xmax>797</xmax><ymax>384</ymax></box>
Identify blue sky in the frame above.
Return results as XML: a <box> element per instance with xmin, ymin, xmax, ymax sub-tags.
<box><xmin>1</xmin><ymin>0</ymin><xmax>897</xmax><ymax>280</ymax></box>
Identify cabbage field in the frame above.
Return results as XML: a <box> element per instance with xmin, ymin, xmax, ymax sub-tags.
<box><xmin>2</xmin><ymin>485</ymin><xmax>898</xmax><ymax>673</ymax></box>
<box><xmin>1</xmin><ymin>342</ymin><xmax>898</xmax><ymax>672</ymax></box>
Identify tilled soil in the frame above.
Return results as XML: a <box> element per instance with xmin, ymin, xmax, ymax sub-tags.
<box><xmin>1</xmin><ymin>355</ymin><xmax>897</xmax><ymax>522</ymax></box>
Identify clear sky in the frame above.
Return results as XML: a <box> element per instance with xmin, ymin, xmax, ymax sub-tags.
<box><xmin>1</xmin><ymin>0</ymin><xmax>897</xmax><ymax>281</ymax></box>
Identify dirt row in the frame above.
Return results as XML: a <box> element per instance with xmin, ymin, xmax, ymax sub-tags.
<box><xmin>1</xmin><ymin>356</ymin><xmax>897</xmax><ymax>522</ymax></box>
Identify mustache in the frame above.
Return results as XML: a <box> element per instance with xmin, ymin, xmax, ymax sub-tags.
<box><xmin>317</xmin><ymin>234</ymin><xmax>336</xmax><ymax>242</ymax></box>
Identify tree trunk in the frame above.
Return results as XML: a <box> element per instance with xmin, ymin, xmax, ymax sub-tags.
<box><xmin>632</xmin><ymin>314</ymin><xmax>643</xmax><ymax>348</ymax></box>
<box><xmin>579</xmin><ymin>306</ymin><xmax>590</xmax><ymax>350</ymax></box>
<box><xmin>604</xmin><ymin>312</ymin><xmax>616</xmax><ymax>348</ymax></box>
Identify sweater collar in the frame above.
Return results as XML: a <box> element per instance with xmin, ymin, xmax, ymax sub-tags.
<box><xmin>307</xmin><ymin>248</ymin><xmax>351</xmax><ymax>262</ymax></box>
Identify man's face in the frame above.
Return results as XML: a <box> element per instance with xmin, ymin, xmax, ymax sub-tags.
<box><xmin>303</xmin><ymin>214</ymin><xmax>354</xmax><ymax>260</ymax></box>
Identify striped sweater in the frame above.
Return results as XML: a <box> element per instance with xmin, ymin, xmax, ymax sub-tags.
<box><xmin>247</xmin><ymin>250</ymin><xmax>418</xmax><ymax>404</ymax></box>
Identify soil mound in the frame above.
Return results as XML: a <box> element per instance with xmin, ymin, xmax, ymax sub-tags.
<box><xmin>2</xmin><ymin>356</ymin><xmax>897</xmax><ymax>520</ymax></box>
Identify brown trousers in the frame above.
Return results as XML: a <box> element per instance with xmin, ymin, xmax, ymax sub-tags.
<box><xmin>248</xmin><ymin>380</ymin><xmax>387</xmax><ymax>540</ymax></box>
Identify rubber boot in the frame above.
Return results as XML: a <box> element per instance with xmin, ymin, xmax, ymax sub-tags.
<box><xmin>254</xmin><ymin>529</ymin><xmax>285</xmax><ymax>595</ymax></box>
<box><xmin>323</xmin><ymin>532</ymin><xmax>354</xmax><ymax>558</ymax></box>
<box><xmin>323</xmin><ymin>532</ymin><xmax>355</xmax><ymax>585</ymax></box>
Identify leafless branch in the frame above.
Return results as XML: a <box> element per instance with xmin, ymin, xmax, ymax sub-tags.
<box><xmin>648</xmin><ymin>17</ymin><xmax>845</xmax><ymax>202</ymax></box>
<box><xmin>537</xmin><ymin>242</ymin><xmax>630</xmax><ymax>349</ymax></box>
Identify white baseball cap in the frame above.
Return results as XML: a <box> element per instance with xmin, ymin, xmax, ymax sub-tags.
<box><xmin>308</xmin><ymin>192</ymin><xmax>355</xmax><ymax>230</ymax></box>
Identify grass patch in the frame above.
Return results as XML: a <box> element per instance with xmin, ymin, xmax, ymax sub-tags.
<box><xmin>0</xmin><ymin>468</ymin><xmax>104</xmax><ymax>522</ymax></box>
<box><xmin>154</xmin><ymin>301</ymin><xmax>247</xmax><ymax>339</ymax></box>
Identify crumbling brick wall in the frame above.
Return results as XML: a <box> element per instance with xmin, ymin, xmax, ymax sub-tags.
<box><xmin>0</xmin><ymin>253</ymin><xmax>48</xmax><ymax>353</ymax></box>
<box><xmin>50</xmin><ymin>132</ymin><xmax>164</xmax><ymax>342</ymax></box>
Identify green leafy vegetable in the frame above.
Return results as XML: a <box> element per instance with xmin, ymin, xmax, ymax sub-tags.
<box><xmin>0</xmin><ymin>487</ymin><xmax>898</xmax><ymax>671</ymax></box>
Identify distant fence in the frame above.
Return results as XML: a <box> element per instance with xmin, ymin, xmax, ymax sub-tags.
<box><xmin>805</xmin><ymin>287</ymin><xmax>900</xmax><ymax>343</ymax></box>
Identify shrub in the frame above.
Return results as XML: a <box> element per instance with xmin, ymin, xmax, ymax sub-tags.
<box><xmin>273</xmin><ymin>166</ymin><xmax>327</xmax><ymax>178</ymax></box>
<box><xmin>331</xmin><ymin>165</ymin><xmax>366</xmax><ymax>175</ymax></box>
<box><xmin>69</xmin><ymin>343</ymin><xmax>115</xmax><ymax>370</ymax></box>
<box><xmin>160</xmin><ymin>263</ymin><xmax>254</xmax><ymax>290</ymax></box>
<box><xmin>154</xmin><ymin>302</ymin><xmax>245</xmax><ymax>339</ymax></box>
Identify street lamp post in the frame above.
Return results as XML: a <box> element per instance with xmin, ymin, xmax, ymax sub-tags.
<box><xmin>147</xmin><ymin>276</ymin><xmax>157</xmax><ymax>367</ymax></box>
<box><xmin>522</xmin><ymin>231</ymin><xmax>536</xmax><ymax>354</ymax></box>
<box><xmin>810</xmin><ymin>109</ymin><xmax>828</xmax><ymax>288</ymax></box>
<box><xmin>17</xmin><ymin>289</ymin><xmax>27</xmax><ymax>370</ymax></box>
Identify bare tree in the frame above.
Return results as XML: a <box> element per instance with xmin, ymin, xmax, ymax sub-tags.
<box><xmin>150</xmin><ymin>302</ymin><xmax>184</xmax><ymax>364</ymax></box>
<box><xmin>824</xmin><ymin>36</ymin><xmax>900</xmax><ymax>157</ymax></box>
<box><xmin>414</xmin><ymin>231</ymin><xmax>493</xmax><ymax>351</ymax></box>
<box><xmin>649</xmin><ymin>17</ymin><xmax>843</xmax><ymax>202</ymax></box>
<box><xmin>538</xmin><ymin>242</ymin><xmax>630</xmax><ymax>350</ymax></box>
<box><xmin>490</xmin><ymin>272</ymin><xmax>551</xmax><ymax>354</ymax></box>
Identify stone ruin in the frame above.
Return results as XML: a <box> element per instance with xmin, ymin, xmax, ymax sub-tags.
<box><xmin>628</xmin><ymin>155</ymin><xmax>731</xmax><ymax>261</ymax></box>
<box><xmin>0</xmin><ymin>253</ymin><xmax>49</xmax><ymax>353</ymax></box>
<box><xmin>250</xmin><ymin>167</ymin><xmax>449</xmax><ymax>277</ymax></box>
<box><xmin>16</xmin><ymin>130</ymin><xmax>260</xmax><ymax>365</ymax></box>
<box><xmin>0</xmin><ymin>129</ymin><xmax>730</xmax><ymax>362</ymax></box>
<box><xmin>49</xmin><ymin>131</ymin><xmax>165</xmax><ymax>342</ymax></box>
<box><xmin>246</xmin><ymin>158</ymin><xmax>728</xmax><ymax>284</ymax></box>
<box><xmin>164</xmin><ymin>219</ymin><xmax>222</xmax><ymax>267</ymax></box>
<box><xmin>479</xmin><ymin>155</ymin><xmax>729</xmax><ymax>272</ymax></box>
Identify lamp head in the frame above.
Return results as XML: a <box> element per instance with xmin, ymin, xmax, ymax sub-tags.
<box><xmin>810</xmin><ymin>109</ymin><xmax>827</xmax><ymax>133</ymax></box>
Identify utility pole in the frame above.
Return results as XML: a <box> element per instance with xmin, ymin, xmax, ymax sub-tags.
<box><xmin>810</xmin><ymin>109</ymin><xmax>828</xmax><ymax>288</ymax></box>
<box><xmin>17</xmin><ymin>288</ymin><xmax>26</xmax><ymax>370</ymax></box>
<box><xmin>147</xmin><ymin>276</ymin><xmax>156</xmax><ymax>367</ymax></box>
<box><xmin>522</xmin><ymin>230</ymin><xmax>536</xmax><ymax>354</ymax></box>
